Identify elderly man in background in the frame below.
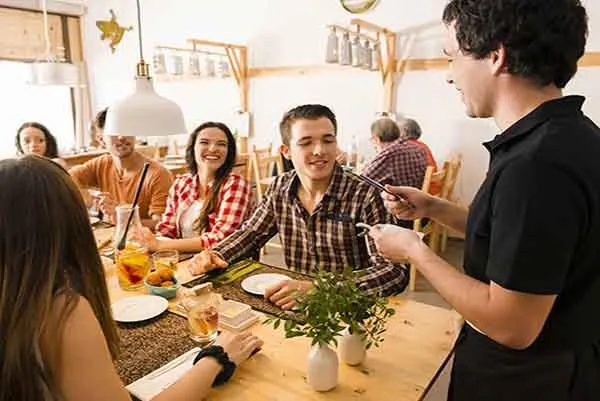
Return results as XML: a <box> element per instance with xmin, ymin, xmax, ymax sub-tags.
<box><xmin>362</xmin><ymin>117</ymin><xmax>427</xmax><ymax>189</ymax></box>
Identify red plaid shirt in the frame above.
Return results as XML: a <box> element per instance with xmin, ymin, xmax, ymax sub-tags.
<box><xmin>155</xmin><ymin>173</ymin><xmax>253</xmax><ymax>248</ymax></box>
<box><xmin>361</xmin><ymin>139</ymin><xmax>427</xmax><ymax>189</ymax></box>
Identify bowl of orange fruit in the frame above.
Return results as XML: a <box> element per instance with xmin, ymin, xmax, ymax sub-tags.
<box><xmin>144</xmin><ymin>266</ymin><xmax>180</xmax><ymax>299</ymax></box>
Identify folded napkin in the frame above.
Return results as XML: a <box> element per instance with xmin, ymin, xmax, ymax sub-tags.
<box><xmin>126</xmin><ymin>347</ymin><xmax>200</xmax><ymax>401</ymax></box>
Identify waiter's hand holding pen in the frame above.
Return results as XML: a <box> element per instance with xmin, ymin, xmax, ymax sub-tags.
<box><xmin>380</xmin><ymin>185</ymin><xmax>431</xmax><ymax>220</ymax></box>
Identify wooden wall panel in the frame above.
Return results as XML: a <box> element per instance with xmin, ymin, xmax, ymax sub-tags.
<box><xmin>0</xmin><ymin>7</ymin><xmax>63</xmax><ymax>61</ymax></box>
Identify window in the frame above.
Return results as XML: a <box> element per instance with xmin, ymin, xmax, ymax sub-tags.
<box><xmin>0</xmin><ymin>60</ymin><xmax>75</xmax><ymax>159</ymax></box>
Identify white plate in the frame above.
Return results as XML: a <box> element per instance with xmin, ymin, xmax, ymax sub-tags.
<box><xmin>90</xmin><ymin>216</ymin><xmax>100</xmax><ymax>225</ymax></box>
<box><xmin>111</xmin><ymin>295</ymin><xmax>168</xmax><ymax>323</ymax></box>
<box><xmin>241</xmin><ymin>273</ymin><xmax>290</xmax><ymax>295</ymax></box>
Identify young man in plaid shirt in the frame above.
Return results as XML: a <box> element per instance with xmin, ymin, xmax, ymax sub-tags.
<box><xmin>189</xmin><ymin>104</ymin><xmax>408</xmax><ymax>310</ymax></box>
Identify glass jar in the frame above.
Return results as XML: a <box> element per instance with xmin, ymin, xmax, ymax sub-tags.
<box><xmin>113</xmin><ymin>204</ymin><xmax>151</xmax><ymax>290</ymax></box>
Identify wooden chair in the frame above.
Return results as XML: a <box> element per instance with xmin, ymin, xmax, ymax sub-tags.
<box><xmin>409</xmin><ymin>162</ymin><xmax>451</xmax><ymax>291</ymax></box>
<box><xmin>248</xmin><ymin>145</ymin><xmax>282</xmax><ymax>201</ymax></box>
<box><xmin>438</xmin><ymin>155</ymin><xmax>463</xmax><ymax>252</ymax></box>
<box><xmin>137</xmin><ymin>145</ymin><xmax>159</xmax><ymax>159</ymax></box>
<box><xmin>232</xmin><ymin>152</ymin><xmax>252</xmax><ymax>182</ymax></box>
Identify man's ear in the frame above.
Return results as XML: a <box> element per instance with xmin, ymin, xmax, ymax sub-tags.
<box><xmin>279</xmin><ymin>144</ymin><xmax>291</xmax><ymax>160</ymax></box>
<box><xmin>489</xmin><ymin>45</ymin><xmax>507</xmax><ymax>75</ymax></box>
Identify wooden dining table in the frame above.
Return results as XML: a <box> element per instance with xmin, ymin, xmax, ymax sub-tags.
<box><xmin>104</xmin><ymin>251</ymin><xmax>459</xmax><ymax>401</ymax></box>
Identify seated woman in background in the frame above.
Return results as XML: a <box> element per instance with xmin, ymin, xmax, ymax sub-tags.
<box><xmin>89</xmin><ymin>107</ymin><xmax>107</xmax><ymax>149</ymax></box>
<box><xmin>0</xmin><ymin>156</ymin><xmax>262</xmax><ymax>401</ymax></box>
<box><xmin>15</xmin><ymin>121</ymin><xmax>66</xmax><ymax>167</ymax></box>
<box><xmin>148</xmin><ymin>122</ymin><xmax>253</xmax><ymax>253</ymax></box>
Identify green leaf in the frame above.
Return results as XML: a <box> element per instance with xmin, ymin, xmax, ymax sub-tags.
<box><xmin>274</xmin><ymin>319</ymin><xmax>281</xmax><ymax>330</ymax></box>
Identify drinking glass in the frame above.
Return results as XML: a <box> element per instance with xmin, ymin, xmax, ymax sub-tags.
<box><xmin>114</xmin><ymin>204</ymin><xmax>151</xmax><ymax>290</ymax></box>
<box><xmin>152</xmin><ymin>249</ymin><xmax>179</xmax><ymax>272</ymax></box>
<box><xmin>184</xmin><ymin>292</ymin><xmax>221</xmax><ymax>344</ymax></box>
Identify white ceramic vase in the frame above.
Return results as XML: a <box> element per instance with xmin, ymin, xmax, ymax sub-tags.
<box><xmin>307</xmin><ymin>343</ymin><xmax>338</xmax><ymax>392</ymax></box>
<box><xmin>338</xmin><ymin>327</ymin><xmax>366</xmax><ymax>366</ymax></box>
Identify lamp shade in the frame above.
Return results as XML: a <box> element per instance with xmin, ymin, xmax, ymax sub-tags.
<box><xmin>28</xmin><ymin>61</ymin><xmax>80</xmax><ymax>87</ymax></box>
<box><xmin>104</xmin><ymin>77</ymin><xmax>187</xmax><ymax>137</ymax></box>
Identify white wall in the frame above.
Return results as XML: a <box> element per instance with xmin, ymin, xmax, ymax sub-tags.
<box><xmin>83</xmin><ymin>0</ymin><xmax>600</xmax><ymax>205</ymax></box>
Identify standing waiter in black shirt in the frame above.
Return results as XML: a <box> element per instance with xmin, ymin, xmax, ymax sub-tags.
<box><xmin>366</xmin><ymin>0</ymin><xmax>600</xmax><ymax>400</ymax></box>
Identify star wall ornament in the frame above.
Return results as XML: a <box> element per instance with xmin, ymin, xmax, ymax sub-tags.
<box><xmin>96</xmin><ymin>9</ymin><xmax>133</xmax><ymax>53</ymax></box>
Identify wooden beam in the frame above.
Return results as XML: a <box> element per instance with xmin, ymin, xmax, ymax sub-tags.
<box><xmin>187</xmin><ymin>38</ymin><xmax>245</xmax><ymax>50</ymax></box>
<box><xmin>350</xmin><ymin>18</ymin><xmax>390</xmax><ymax>34</ymax></box>
<box><xmin>579</xmin><ymin>52</ymin><xmax>600</xmax><ymax>67</ymax></box>
<box><xmin>248</xmin><ymin>64</ymin><xmax>366</xmax><ymax>78</ymax></box>
<box><xmin>246</xmin><ymin>51</ymin><xmax>600</xmax><ymax>79</ymax></box>
<box><xmin>383</xmin><ymin>32</ymin><xmax>397</xmax><ymax>113</ymax></box>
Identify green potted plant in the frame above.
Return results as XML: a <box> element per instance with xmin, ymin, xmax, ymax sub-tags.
<box><xmin>264</xmin><ymin>268</ymin><xmax>396</xmax><ymax>390</ymax></box>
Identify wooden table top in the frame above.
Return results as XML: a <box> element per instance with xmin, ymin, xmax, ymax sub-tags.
<box><xmin>103</xmin><ymin>245</ymin><xmax>458</xmax><ymax>400</ymax></box>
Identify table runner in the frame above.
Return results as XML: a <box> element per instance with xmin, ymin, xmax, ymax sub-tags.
<box><xmin>115</xmin><ymin>313</ymin><xmax>197</xmax><ymax>385</ymax></box>
<box><xmin>184</xmin><ymin>262</ymin><xmax>310</xmax><ymax>323</ymax></box>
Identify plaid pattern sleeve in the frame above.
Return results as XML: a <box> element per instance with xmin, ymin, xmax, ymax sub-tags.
<box><xmin>358</xmin><ymin>190</ymin><xmax>409</xmax><ymax>296</ymax></box>
<box><xmin>155</xmin><ymin>174</ymin><xmax>195</xmax><ymax>238</ymax></box>
<box><xmin>361</xmin><ymin>140</ymin><xmax>428</xmax><ymax>189</ymax></box>
<box><xmin>214</xmin><ymin>167</ymin><xmax>408</xmax><ymax>295</ymax></box>
<box><xmin>199</xmin><ymin>174</ymin><xmax>254</xmax><ymax>249</ymax></box>
<box><xmin>212</xmin><ymin>178</ymin><xmax>279</xmax><ymax>262</ymax></box>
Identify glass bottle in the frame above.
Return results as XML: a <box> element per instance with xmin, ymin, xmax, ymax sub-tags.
<box><xmin>189</xmin><ymin>51</ymin><xmax>201</xmax><ymax>76</ymax></box>
<box><xmin>152</xmin><ymin>48</ymin><xmax>166</xmax><ymax>74</ymax></box>
<box><xmin>113</xmin><ymin>204</ymin><xmax>151</xmax><ymax>290</ymax></box>
<box><xmin>351</xmin><ymin>35</ymin><xmax>362</xmax><ymax>67</ymax></box>
<box><xmin>339</xmin><ymin>32</ymin><xmax>352</xmax><ymax>66</ymax></box>
<box><xmin>325</xmin><ymin>26</ymin><xmax>339</xmax><ymax>63</ymax></box>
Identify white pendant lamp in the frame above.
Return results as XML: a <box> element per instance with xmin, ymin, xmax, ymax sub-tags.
<box><xmin>28</xmin><ymin>0</ymin><xmax>80</xmax><ymax>87</ymax></box>
<box><xmin>104</xmin><ymin>0</ymin><xmax>186</xmax><ymax>137</ymax></box>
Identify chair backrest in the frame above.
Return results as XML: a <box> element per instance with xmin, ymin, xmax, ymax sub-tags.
<box><xmin>413</xmin><ymin>165</ymin><xmax>447</xmax><ymax>233</ymax></box>
<box><xmin>440</xmin><ymin>155</ymin><xmax>462</xmax><ymax>202</ymax></box>
<box><xmin>412</xmin><ymin>155</ymin><xmax>462</xmax><ymax>234</ymax></box>
<box><xmin>232</xmin><ymin>153</ymin><xmax>252</xmax><ymax>182</ymax></box>
<box><xmin>137</xmin><ymin>145</ymin><xmax>159</xmax><ymax>159</ymax></box>
<box><xmin>251</xmin><ymin>150</ymin><xmax>283</xmax><ymax>201</ymax></box>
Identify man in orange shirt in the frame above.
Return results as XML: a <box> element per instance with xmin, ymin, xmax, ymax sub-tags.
<box><xmin>70</xmin><ymin>133</ymin><xmax>172</xmax><ymax>229</ymax></box>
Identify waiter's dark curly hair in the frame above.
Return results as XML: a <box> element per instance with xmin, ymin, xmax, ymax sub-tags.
<box><xmin>442</xmin><ymin>0</ymin><xmax>588</xmax><ymax>88</ymax></box>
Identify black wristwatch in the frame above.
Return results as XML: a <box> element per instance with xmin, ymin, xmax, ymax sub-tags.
<box><xmin>193</xmin><ymin>345</ymin><xmax>236</xmax><ymax>386</ymax></box>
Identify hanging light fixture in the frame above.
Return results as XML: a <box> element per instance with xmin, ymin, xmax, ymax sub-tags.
<box><xmin>104</xmin><ymin>0</ymin><xmax>186</xmax><ymax>137</ymax></box>
<box><xmin>325</xmin><ymin>26</ymin><xmax>339</xmax><ymax>63</ymax></box>
<box><xmin>28</xmin><ymin>0</ymin><xmax>79</xmax><ymax>86</ymax></box>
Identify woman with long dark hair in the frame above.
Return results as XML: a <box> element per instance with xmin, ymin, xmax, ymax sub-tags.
<box><xmin>16</xmin><ymin>122</ymin><xmax>66</xmax><ymax>167</ymax></box>
<box><xmin>0</xmin><ymin>156</ymin><xmax>262</xmax><ymax>401</ymax></box>
<box><xmin>150</xmin><ymin>122</ymin><xmax>253</xmax><ymax>252</ymax></box>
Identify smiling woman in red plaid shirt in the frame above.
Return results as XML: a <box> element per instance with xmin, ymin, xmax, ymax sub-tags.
<box><xmin>143</xmin><ymin>122</ymin><xmax>253</xmax><ymax>253</ymax></box>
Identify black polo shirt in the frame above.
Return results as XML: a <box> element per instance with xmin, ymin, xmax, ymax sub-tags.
<box><xmin>464</xmin><ymin>95</ymin><xmax>600</xmax><ymax>351</ymax></box>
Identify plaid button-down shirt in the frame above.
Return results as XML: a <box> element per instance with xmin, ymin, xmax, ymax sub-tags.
<box><xmin>155</xmin><ymin>173</ymin><xmax>253</xmax><ymax>248</ymax></box>
<box><xmin>213</xmin><ymin>165</ymin><xmax>408</xmax><ymax>296</ymax></box>
<box><xmin>361</xmin><ymin>139</ymin><xmax>427</xmax><ymax>189</ymax></box>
